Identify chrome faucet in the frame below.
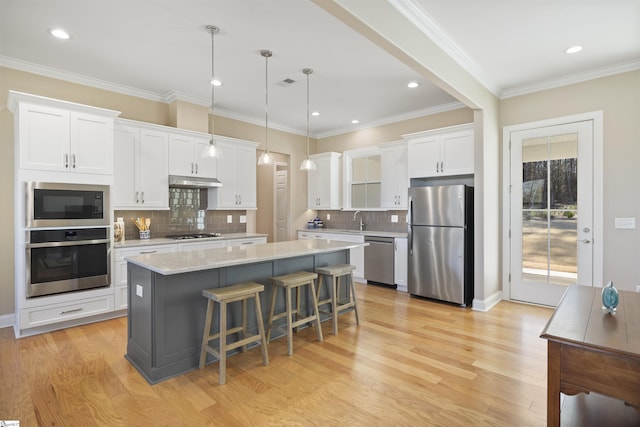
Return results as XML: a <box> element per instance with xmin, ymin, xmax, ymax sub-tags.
<box><xmin>353</xmin><ymin>210</ymin><xmax>364</xmax><ymax>231</ymax></box>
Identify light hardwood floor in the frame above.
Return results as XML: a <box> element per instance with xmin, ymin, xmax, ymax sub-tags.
<box><xmin>0</xmin><ymin>284</ymin><xmax>553</xmax><ymax>426</ymax></box>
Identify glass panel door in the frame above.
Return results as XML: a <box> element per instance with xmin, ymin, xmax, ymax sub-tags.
<box><xmin>510</xmin><ymin>121</ymin><xmax>593</xmax><ymax>306</ymax></box>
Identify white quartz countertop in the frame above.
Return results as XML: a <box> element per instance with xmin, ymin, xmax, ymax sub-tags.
<box><xmin>126</xmin><ymin>239</ymin><xmax>367</xmax><ymax>275</ymax></box>
<box><xmin>298</xmin><ymin>228</ymin><xmax>407</xmax><ymax>238</ymax></box>
<box><xmin>114</xmin><ymin>233</ymin><xmax>268</xmax><ymax>249</ymax></box>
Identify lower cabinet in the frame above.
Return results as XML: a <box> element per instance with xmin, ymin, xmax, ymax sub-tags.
<box><xmin>394</xmin><ymin>237</ymin><xmax>408</xmax><ymax>292</ymax></box>
<box><xmin>227</xmin><ymin>237</ymin><xmax>267</xmax><ymax>247</ymax></box>
<box><xmin>297</xmin><ymin>231</ymin><xmax>365</xmax><ymax>282</ymax></box>
<box><xmin>20</xmin><ymin>294</ymin><xmax>114</xmax><ymax>330</ymax></box>
<box><xmin>114</xmin><ymin>244</ymin><xmax>178</xmax><ymax>310</ymax></box>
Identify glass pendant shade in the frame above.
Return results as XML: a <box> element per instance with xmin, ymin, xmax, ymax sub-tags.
<box><xmin>300</xmin><ymin>158</ymin><xmax>316</xmax><ymax>171</ymax></box>
<box><xmin>202</xmin><ymin>25</ymin><xmax>222</xmax><ymax>159</ymax></box>
<box><xmin>258</xmin><ymin>49</ymin><xmax>274</xmax><ymax>166</ymax></box>
<box><xmin>257</xmin><ymin>151</ymin><xmax>274</xmax><ymax>165</ymax></box>
<box><xmin>299</xmin><ymin>68</ymin><xmax>316</xmax><ymax>171</ymax></box>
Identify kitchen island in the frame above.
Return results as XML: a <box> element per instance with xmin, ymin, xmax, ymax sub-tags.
<box><xmin>125</xmin><ymin>239</ymin><xmax>366</xmax><ymax>384</ymax></box>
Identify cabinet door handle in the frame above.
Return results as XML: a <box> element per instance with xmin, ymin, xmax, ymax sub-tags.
<box><xmin>72</xmin><ymin>154</ymin><xmax>76</xmax><ymax>169</ymax></box>
<box><xmin>60</xmin><ymin>307</ymin><xmax>82</xmax><ymax>315</ymax></box>
<box><xmin>136</xmin><ymin>191</ymin><xmax>140</xmax><ymax>203</ymax></box>
<box><xmin>195</xmin><ymin>163</ymin><xmax>198</xmax><ymax>174</ymax></box>
<box><xmin>191</xmin><ymin>163</ymin><xmax>194</xmax><ymax>174</ymax></box>
<box><xmin>64</xmin><ymin>153</ymin><xmax>69</xmax><ymax>168</ymax></box>
<box><xmin>141</xmin><ymin>192</ymin><xmax>145</xmax><ymax>203</ymax></box>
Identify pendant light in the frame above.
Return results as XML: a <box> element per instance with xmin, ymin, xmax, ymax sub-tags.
<box><xmin>300</xmin><ymin>68</ymin><xmax>317</xmax><ymax>171</ymax></box>
<box><xmin>202</xmin><ymin>25</ymin><xmax>222</xmax><ymax>159</ymax></box>
<box><xmin>257</xmin><ymin>49</ymin><xmax>275</xmax><ymax>166</ymax></box>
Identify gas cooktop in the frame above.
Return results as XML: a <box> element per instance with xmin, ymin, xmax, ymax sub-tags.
<box><xmin>166</xmin><ymin>233</ymin><xmax>222</xmax><ymax>240</ymax></box>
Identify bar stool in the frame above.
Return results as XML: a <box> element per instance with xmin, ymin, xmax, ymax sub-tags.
<box><xmin>199</xmin><ymin>282</ymin><xmax>269</xmax><ymax>385</ymax></box>
<box><xmin>315</xmin><ymin>264</ymin><xmax>359</xmax><ymax>335</ymax></box>
<box><xmin>266</xmin><ymin>271</ymin><xmax>323</xmax><ymax>356</ymax></box>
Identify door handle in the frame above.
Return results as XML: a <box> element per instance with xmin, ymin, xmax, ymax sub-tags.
<box><xmin>408</xmin><ymin>196</ymin><xmax>413</xmax><ymax>255</ymax></box>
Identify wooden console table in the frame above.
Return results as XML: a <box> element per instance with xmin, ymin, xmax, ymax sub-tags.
<box><xmin>540</xmin><ymin>285</ymin><xmax>640</xmax><ymax>426</ymax></box>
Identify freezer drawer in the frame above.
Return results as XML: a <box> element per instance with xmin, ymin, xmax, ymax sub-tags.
<box><xmin>364</xmin><ymin>236</ymin><xmax>395</xmax><ymax>287</ymax></box>
<box><xmin>408</xmin><ymin>226</ymin><xmax>466</xmax><ymax>304</ymax></box>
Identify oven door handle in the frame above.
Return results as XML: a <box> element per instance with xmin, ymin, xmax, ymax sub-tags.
<box><xmin>27</xmin><ymin>239</ymin><xmax>110</xmax><ymax>249</ymax></box>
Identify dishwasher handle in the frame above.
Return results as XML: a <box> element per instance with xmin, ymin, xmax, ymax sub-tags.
<box><xmin>364</xmin><ymin>237</ymin><xmax>394</xmax><ymax>245</ymax></box>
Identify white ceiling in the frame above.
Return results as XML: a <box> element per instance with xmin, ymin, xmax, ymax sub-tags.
<box><xmin>1</xmin><ymin>0</ymin><xmax>639</xmax><ymax>138</ymax></box>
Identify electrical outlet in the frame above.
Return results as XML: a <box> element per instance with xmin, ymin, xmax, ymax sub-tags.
<box><xmin>136</xmin><ymin>284</ymin><xmax>143</xmax><ymax>298</ymax></box>
<box><xmin>227</xmin><ymin>215</ymin><xmax>233</xmax><ymax>223</ymax></box>
<box><xmin>239</xmin><ymin>215</ymin><xmax>246</xmax><ymax>224</ymax></box>
<box><xmin>326</xmin><ymin>214</ymin><xmax>331</xmax><ymax>220</ymax></box>
<box><xmin>391</xmin><ymin>215</ymin><xmax>398</xmax><ymax>223</ymax></box>
<box><xmin>636</xmin><ymin>285</ymin><xmax>640</xmax><ymax>293</ymax></box>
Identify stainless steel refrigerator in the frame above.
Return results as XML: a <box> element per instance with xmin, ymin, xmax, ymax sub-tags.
<box><xmin>408</xmin><ymin>185</ymin><xmax>473</xmax><ymax>306</ymax></box>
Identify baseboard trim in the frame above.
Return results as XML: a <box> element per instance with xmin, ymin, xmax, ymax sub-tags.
<box><xmin>0</xmin><ymin>313</ymin><xmax>16</xmax><ymax>329</ymax></box>
<box><xmin>472</xmin><ymin>290</ymin><xmax>503</xmax><ymax>312</ymax></box>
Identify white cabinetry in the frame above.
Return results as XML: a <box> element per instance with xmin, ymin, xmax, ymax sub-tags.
<box><xmin>227</xmin><ymin>236</ymin><xmax>267</xmax><ymax>247</ymax></box>
<box><xmin>394</xmin><ymin>237</ymin><xmax>408</xmax><ymax>292</ymax></box>
<box><xmin>9</xmin><ymin>92</ymin><xmax>118</xmax><ymax>176</ymax></box>
<box><xmin>406</xmin><ymin>124</ymin><xmax>474</xmax><ymax>178</ymax></box>
<box><xmin>113</xmin><ymin>244</ymin><xmax>177</xmax><ymax>310</ymax></box>
<box><xmin>208</xmin><ymin>137</ymin><xmax>258</xmax><ymax>210</ymax></box>
<box><xmin>380</xmin><ymin>141</ymin><xmax>408</xmax><ymax>209</ymax></box>
<box><xmin>307</xmin><ymin>152</ymin><xmax>342</xmax><ymax>210</ymax></box>
<box><xmin>113</xmin><ymin>120</ymin><xmax>169</xmax><ymax>209</ymax></box>
<box><xmin>169</xmin><ymin>133</ymin><xmax>217</xmax><ymax>178</ymax></box>
<box><xmin>297</xmin><ymin>231</ymin><xmax>365</xmax><ymax>282</ymax></box>
<box><xmin>343</xmin><ymin>148</ymin><xmax>382</xmax><ymax>210</ymax></box>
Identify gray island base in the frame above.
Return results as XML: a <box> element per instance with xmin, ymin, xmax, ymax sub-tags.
<box><xmin>124</xmin><ymin>239</ymin><xmax>365</xmax><ymax>384</ymax></box>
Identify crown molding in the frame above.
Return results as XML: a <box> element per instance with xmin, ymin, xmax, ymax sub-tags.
<box><xmin>501</xmin><ymin>59</ymin><xmax>640</xmax><ymax>99</ymax></box>
<box><xmin>388</xmin><ymin>0</ymin><xmax>502</xmax><ymax>97</ymax></box>
<box><xmin>315</xmin><ymin>101</ymin><xmax>466</xmax><ymax>139</ymax></box>
<box><xmin>0</xmin><ymin>55</ymin><xmax>166</xmax><ymax>102</ymax></box>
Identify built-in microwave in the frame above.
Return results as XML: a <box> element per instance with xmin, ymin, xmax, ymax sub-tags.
<box><xmin>27</xmin><ymin>182</ymin><xmax>110</xmax><ymax>228</ymax></box>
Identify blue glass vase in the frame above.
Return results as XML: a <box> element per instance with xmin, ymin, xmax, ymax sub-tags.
<box><xmin>601</xmin><ymin>281</ymin><xmax>619</xmax><ymax>314</ymax></box>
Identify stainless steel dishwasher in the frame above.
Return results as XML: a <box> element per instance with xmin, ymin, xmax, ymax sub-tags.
<box><xmin>364</xmin><ymin>236</ymin><xmax>395</xmax><ymax>287</ymax></box>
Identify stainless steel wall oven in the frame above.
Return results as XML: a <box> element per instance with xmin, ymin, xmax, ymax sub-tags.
<box><xmin>26</xmin><ymin>228</ymin><xmax>111</xmax><ymax>298</ymax></box>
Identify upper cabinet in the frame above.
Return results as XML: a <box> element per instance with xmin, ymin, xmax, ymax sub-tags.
<box><xmin>406</xmin><ymin>124</ymin><xmax>474</xmax><ymax>178</ymax></box>
<box><xmin>380</xmin><ymin>141</ymin><xmax>408</xmax><ymax>209</ymax></box>
<box><xmin>343</xmin><ymin>148</ymin><xmax>381</xmax><ymax>210</ymax></box>
<box><xmin>168</xmin><ymin>133</ymin><xmax>217</xmax><ymax>178</ymax></box>
<box><xmin>207</xmin><ymin>136</ymin><xmax>258</xmax><ymax>210</ymax></box>
<box><xmin>307</xmin><ymin>152</ymin><xmax>342</xmax><ymax>210</ymax></box>
<box><xmin>8</xmin><ymin>91</ymin><xmax>120</xmax><ymax>176</ymax></box>
<box><xmin>113</xmin><ymin>120</ymin><xmax>169</xmax><ymax>209</ymax></box>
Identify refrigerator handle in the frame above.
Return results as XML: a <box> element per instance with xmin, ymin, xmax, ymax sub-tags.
<box><xmin>408</xmin><ymin>195</ymin><xmax>413</xmax><ymax>255</ymax></box>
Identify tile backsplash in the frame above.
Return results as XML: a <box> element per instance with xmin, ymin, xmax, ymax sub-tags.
<box><xmin>314</xmin><ymin>210</ymin><xmax>408</xmax><ymax>233</ymax></box>
<box><xmin>115</xmin><ymin>188</ymin><xmax>246</xmax><ymax>240</ymax></box>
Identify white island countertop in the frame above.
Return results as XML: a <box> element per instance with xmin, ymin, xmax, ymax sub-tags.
<box><xmin>126</xmin><ymin>239</ymin><xmax>367</xmax><ymax>275</ymax></box>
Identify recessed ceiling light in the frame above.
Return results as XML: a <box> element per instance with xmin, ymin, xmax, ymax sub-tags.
<box><xmin>311</xmin><ymin>111</ymin><xmax>319</xmax><ymax>116</ymax></box>
<box><xmin>564</xmin><ymin>45</ymin><xmax>583</xmax><ymax>54</ymax></box>
<box><xmin>408</xmin><ymin>81</ymin><xmax>419</xmax><ymax>88</ymax></box>
<box><xmin>351</xmin><ymin>119</ymin><xmax>359</xmax><ymax>124</ymax></box>
<box><xmin>49</xmin><ymin>28</ymin><xmax>70</xmax><ymax>40</ymax></box>
<box><xmin>210</xmin><ymin>79</ymin><xmax>222</xmax><ymax>86</ymax></box>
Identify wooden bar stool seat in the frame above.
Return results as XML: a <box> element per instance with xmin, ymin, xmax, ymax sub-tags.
<box><xmin>199</xmin><ymin>281</ymin><xmax>269</xmax><ymax>385</ymax></box>
<box><xmin>315</xmin><ymin>264</ymin><xmax>359</xmax><ymax>335</ymax></box>
<box><xmin>267</xmin><ymin>271</ymin><xmax>323</xmax><ymax>356</ymax></box>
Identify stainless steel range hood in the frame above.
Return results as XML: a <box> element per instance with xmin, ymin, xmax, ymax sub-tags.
<box><xmin>168</xmin><ymin>175</ymin><xmax>222</xmax><ymax>188</ymax></box>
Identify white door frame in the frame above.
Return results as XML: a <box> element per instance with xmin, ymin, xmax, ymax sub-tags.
<box><xmin>502</xmin><ymin>111</ymin><xmax>604</xmax><ymax>302</ymax></box>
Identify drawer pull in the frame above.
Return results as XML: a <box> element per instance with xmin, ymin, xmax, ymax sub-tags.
<box><xmin>140</xmin><ymin>250</ymin><xmax>157</xmax><ymax>254</ymax></box>
<box><xmin>60</xmin><ymin>307</ymin><xmax>82</xmax><ymax>315</ymax></box>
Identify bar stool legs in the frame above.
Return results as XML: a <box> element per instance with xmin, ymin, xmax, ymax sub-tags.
<box><xmin>199</xmin><ymin>282</ymin><xmax>269</xmax><ymax>385</ymax></box>
<box><xmin>267</xmin><ymin>271</ymin><xmax>323</xmax><ymax>356</ymax></box>
<box><xmin>316</xmin><ymin>264</ymin><xmax>359</xmax><ymax>335</ymax></box>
